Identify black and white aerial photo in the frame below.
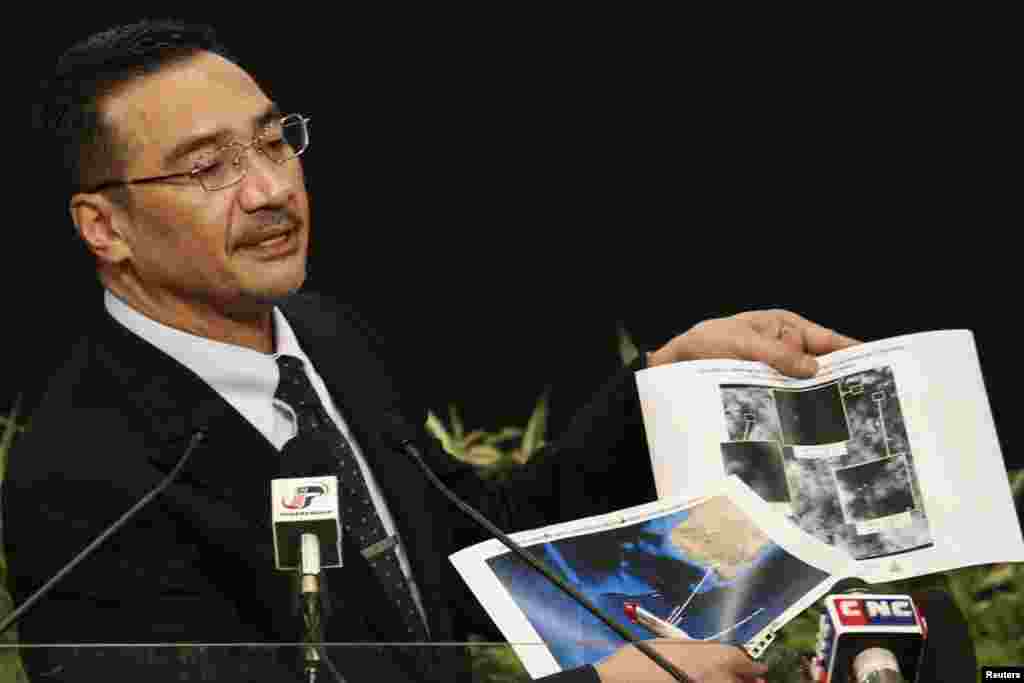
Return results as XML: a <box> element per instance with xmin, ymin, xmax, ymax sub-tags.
<box><xmin>720</xmin><ymin>441</ymin><xmax>790</xmax><ymax>504</ymax></box>
<box><xmin>774</xmin><ymin>383</ymin><xmax>851</xmax><ymax>447</ymax></box>
<box><xmin>834</xmin><ymin>455</ymin><xmax>917</xmax><ymax>524</ymax></box>
<box><xmin>720</xmin><ymin>367</ymin><xmax>931</xmax><ymax>560</ymax></box>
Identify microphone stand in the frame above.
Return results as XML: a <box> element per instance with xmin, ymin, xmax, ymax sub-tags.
<box><xmin>394</xmin><ymin>434</ymin><xmax>693</xmax><ymax>683</ymax></box>
<box><xmin>298</xmin><ymin>534</ymin><xmax>346</xmax><ymax>683</ymax></box>
<box><xmin>300</xmin><ymin>588</ymin><xmax>325</xmax><ymax>683</ymax></box>
<box><xmin>299</xmin><ymin>533</ymin><xmax>324</xmax><ymax>683</ymax></box>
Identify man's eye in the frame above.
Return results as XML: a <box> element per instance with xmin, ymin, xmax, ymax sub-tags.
<box><xmin>195</xmin><ymin>161</ymin><xmax>222</xmax><ymax>174</ymax></box>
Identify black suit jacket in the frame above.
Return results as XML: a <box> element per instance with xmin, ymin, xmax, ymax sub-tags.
<box><xmin>3</xmin><ymin>292</ymin><xmax>658</xmax><ymax>682</ymax></box>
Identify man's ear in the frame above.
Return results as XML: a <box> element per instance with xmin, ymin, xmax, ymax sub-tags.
<box><xmin>69</xmin><ymin>192</ymin><xmax>132</xmax><ymax>265</ymax></box>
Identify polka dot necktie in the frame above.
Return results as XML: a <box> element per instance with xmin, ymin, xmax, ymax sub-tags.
<box><xmin>274</xmin><ymin>355</ymin><xmax>430</xmax><ymax>642</ymax></box>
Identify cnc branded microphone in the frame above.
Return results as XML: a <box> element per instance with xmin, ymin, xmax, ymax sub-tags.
<box><xmin>811</xmin><ymin>592</ymin><xmax>925</xmax><ymax>683</ymax></box>
<box><xmin>381</xmin><ymin>411</ymin><xmax>696</xmax><ymax>683</ymax></box>
<box><xmin>0</xmin><ymin>429</ymin><xmax>207</xmax><ymax>637</ymax></box>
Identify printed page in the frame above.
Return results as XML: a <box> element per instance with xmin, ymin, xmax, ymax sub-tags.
<box><xmin>450</xmin><ymin>477</ymin><xmax>850</xmax><ymax>679</ymax></box>
<box><xmin>635</xmin><ymin>329</ymin><xmax>1024</xmax><ymax>583</ymax></box>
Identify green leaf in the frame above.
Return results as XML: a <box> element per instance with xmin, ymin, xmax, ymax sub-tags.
<box><xmin>463</xmin><ymin>430</ymin><xmax>488</xmax><ymax>448</ymax></box>
<box><xmin>460</xmin><ymin>445</ymin><xmax>503</xmax><ymax>467</ymax></box>
<box><xmin>0</xmin><ymin>394</ymin><xmax>23</xmax><ymax>484</ymax></box>
<box><xmin>616</xmin><ymin>321</ymin><xmax>640</xmax><ymax>366</ymax></box>
<box><xmin>976</xmin><ymin>564</ymin><xmax>1017</xmax><ymax>593</ymax></box>
<box><xmin>425</xmin><ymin>410</ymin><xmax>463</xmax><ymax>458</ymax></box>
<box><xmin>521</xmin><ymin>392</ymin><xmax>549</xmax><ymax>461</ymax></box>
<box><xmin>425</xmin><ymin>410</ymin><xmax>449</xmax><ymax>440</ymax></box>
<box><xmin>484</xmin><ymin>427</ymin><xmax>524</xmax><ymax>446</ymax></box>
<box><xmin>1011</xmin><ymin>468</ymin><xmax>1024</xmax><ymax>502</ymax></box>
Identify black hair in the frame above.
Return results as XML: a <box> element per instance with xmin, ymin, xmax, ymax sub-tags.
<box><xmin>33</xmin><ymin>18</ymin><xmax>238</xmax><ymax>198</ymax></box>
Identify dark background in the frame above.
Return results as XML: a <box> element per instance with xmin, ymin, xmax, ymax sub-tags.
<box><xmin>9</xmin><ymin>12</ymin><xmax>1015</xmax><ymax>466</ymax></box>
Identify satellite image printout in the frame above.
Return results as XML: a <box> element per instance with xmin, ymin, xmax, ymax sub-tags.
<box><xmin>719</xmin><ymin>366</ymin><xmax>931</xmax><ymax>560</ymax></box>
<box><xmin>485</xmin><ymin>496</ymin><xmax>831</xmax><ymax>671</ymax></box>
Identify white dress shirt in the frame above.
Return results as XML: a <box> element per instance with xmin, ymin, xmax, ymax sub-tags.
<box><xmin>104</xmin><ymin>289</ymin><xmax>430</xmax><ymax>629</ymax></box>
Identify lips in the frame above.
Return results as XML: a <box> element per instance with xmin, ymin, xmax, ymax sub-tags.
<box><xmin>238</xmin><ymin>226</ymin><xmax>297</xmax><ymax>249</ymax></box>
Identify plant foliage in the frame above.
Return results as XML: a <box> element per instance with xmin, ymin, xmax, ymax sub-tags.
<box><xmin>0</xmin><ymin>395</ymin><xmax>29</xmax><ymax>682</ymax></box>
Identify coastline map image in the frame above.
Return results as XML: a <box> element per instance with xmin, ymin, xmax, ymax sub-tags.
<box><xmin>484</xmin><ymin>496</ymin><xmax>830</xmax><ymax>672</ymax></box>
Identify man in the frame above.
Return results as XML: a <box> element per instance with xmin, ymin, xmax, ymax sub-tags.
<box><xmin>6</xmin><ymin>19</ymin><xmax>858</xmax><ymax>682</ymax></box>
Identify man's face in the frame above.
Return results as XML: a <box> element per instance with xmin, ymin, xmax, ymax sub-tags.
<box><xmin>97</xmin><ymin>51</ymin><xmax>311</xmax><ymax>318</ymax></box>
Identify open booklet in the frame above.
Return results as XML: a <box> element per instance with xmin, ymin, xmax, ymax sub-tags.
<box><xmin>449</xmin><ymin>330</ymin><xmax>1024</xmax><ymax>679</ymax></box>
<box><xmin>634</xmin><ymin>329</ymin><xmax>1023</xmax><ymax>582</ymax></box>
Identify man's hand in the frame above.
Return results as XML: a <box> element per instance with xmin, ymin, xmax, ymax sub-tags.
<box><xmin>594</xmin><ymin>640</ymin><xmax>768</xmax><ymax>683</ymax></box>
<box><xmin>648</xmin><ymin>309</ymin><xmax>861</xmax><ymax>378</ymax></box>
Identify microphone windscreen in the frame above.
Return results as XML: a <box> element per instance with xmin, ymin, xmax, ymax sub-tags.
<box><xmin>278</xmin><ymin>432</ymin><xmax>340</xmax><ymax>478</ymax></box>
<box><xmin>830</xmin><ymin>577</ymin><xmax>871</xmax><ymax>594</ymax></box>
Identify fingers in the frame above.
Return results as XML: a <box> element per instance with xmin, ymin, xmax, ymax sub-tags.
<box><xmin>735</xmin><ymin>656</ymin><xmax>769</xmax><ymax>679</ymax></box>
<box><xmin>735</xmin><ymin>310</ymin><xmax>861</xmax><ymax>356</ymax></box>
<box><xmin>735</xmin><ymin>325</ymin><xmax>818</xmax><ymax>378</ymax></box>
<box><xmin>647</xmin><ymin>640</ymin><xmax>768</xmax><ymax>682</ymax></box>
<box><xmin>776</xmin><ymin>310</ymin><xmax>861</xmax><ymax>355</ymax></box>
<box><xmin>653</xmin><ymin>310</ymin><xmax>861</xmax><ymax>377</ymax></box>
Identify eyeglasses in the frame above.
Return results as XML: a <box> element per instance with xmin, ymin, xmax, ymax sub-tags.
<box><xmin>84</xmin><ymin>114</ymin><xmax>311</xmax><ymax>194</ymax></box>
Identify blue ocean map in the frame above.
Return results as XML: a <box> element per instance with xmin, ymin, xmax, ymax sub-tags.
<box><xmin>485</xmin><ymin>496</ymin><xmax>830</xmax><ymax>671</ymax></box>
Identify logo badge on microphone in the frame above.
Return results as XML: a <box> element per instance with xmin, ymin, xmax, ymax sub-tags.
<box><xmin>811</xmin><ymin>593</ymin><xmax>925</xmax><ymax>682</ymax></box>
<box><xmin>282</xmin><ymin>483</ymin><xmax>328</xmax><ymax>510</ymax></box>
<box><xmin>834</xmin><ymin>597</ymin><xmax>918</xmax><ymax>627</ymax></box>
<box><xmin>271</xmin><ymin>476</ymin><xmax>342</xmax><ymax>570</ymax></box>
<box><xmin>275</xmin><ymin>480</ymin><xmax>335</xmax><ymax>515</ymax></box>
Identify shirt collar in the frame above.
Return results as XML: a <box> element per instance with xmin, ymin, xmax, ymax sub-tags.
<box><xmin>104</xmin><ymin>289</ymin><xmax>309</xmax><ymax>429</ymax></box>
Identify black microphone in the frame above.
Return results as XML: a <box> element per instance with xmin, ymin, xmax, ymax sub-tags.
<box><xmin>275</xmin><ymin>433</ymin><xmax>344</xmax><ymax>597</ymax></box>
<box><xmin>811</xmin><ymin>587</ymin><xmax>975</xmax><ymax>683</ymax></box>
<box><xmin>381</xmin><ymin>412</ymin><xmax>695</xmax><ymax>683</ymax></box>
<box><xmin>811</xmin><ymin>591</ymin><xmax>922</xmax><ymax>682</ymax></box>
<box><xmin>0</xmin><ymin>429</ymin><xmax>207</xmax><ymax>637</ymax></box>
<box><xmin>277</xmin><ymin>434</ymin><xmax>347</xmax><ymax>683</ymax></box>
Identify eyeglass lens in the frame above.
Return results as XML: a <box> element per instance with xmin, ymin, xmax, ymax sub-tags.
<box><xmin>199</xmin><ymin>115</ymin><xmax>309</xmax><ymax>190</ymax></box>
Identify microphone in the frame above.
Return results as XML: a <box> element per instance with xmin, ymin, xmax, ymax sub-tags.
<box><xmin>811</xmin><ymin>592</ymin><xmax>924</xmax><ymax>682</ymax></box>
<box><xmin>276</xmin><ymin>434</ymin><xmax>345</xmax><ymax>683</ymax></box>
<box><xmin>300</xmin><ymin>532</ymin><xmax>323</xmax><ymax>603</ymax></box>
<box><xmin>275</xmin><ymin>433</ymin><xmax>343</xmax><ymax>573</ymax></box>
<box><xmin>0</xmin><ymin>429</ymin><xmax>207</xmax><ymax>637</ymax></box>
<box><xmin>811</xmin><ymin>586</ymin><xmax>977</xmax><ymax>683</ymax></box>
<box><xmin>381</xmin><ymin>412</ymin><xmax>696</xmax><ymax>683</ymax></box>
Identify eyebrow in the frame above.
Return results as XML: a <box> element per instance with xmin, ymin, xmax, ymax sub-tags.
<box><xmin>162</xmin><ymin>103</ymin><xmax>283</xmax><ymax>168</ymax></box>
